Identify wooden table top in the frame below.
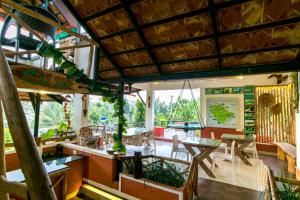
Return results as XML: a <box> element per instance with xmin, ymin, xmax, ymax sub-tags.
<box><xmin>182</xmin><ymin>137</ymin><xmax>221</xmax><ymax>148</ymax></box>
<box><xmin>221</xmin><ymin>134</ymin><xmax>254</xmax><ymax>142</ymax></box>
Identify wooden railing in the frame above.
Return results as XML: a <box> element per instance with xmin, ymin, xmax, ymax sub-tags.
<box><xmin>264</xmin><ymin>165</ymin><xmax>300</xmax><ymax>200</ymax></box>
<box><xmin>255</xmin><ymin>84</ymin><xmax>296</xmax><ymax>144</ymax></box>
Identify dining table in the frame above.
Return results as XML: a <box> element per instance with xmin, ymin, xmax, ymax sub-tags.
<box><xmin>182</xmin><ymin>137</ymin><xmax>221</xmax><ymax>178</ymax></box>
<box><xmin>221</xmin><ymin>134</ymin><xmax>254</xmax><ymax>166</ymax></box>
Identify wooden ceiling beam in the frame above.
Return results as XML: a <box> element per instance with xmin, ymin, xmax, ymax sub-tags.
<box><xmin>62</xmin><ymin>0</ymin><xmax>125</xmax><ymax>78</ymax></box>
<box><xmin>115</xmin><ymin>60</ymin><xmax>300</xmax><ymax>83</ymax></box>
<box><xmin>120</xmin><ymin>0</ymin><xmax>163</xmax><ymax>74</ymax></box>
<box><xmin>96</xmin><ymin>0</ymin><xmax>250</xmax><ymax>41</ymax></box>
<box><xmin>208</xmin><ymin>0</ymin><xmax>222</xmax><ymax>70</ymax></box>
<box><xmin>99</xmin><ymin>44</ymin><xmax>300</xmax><ymax>72</ymax></box>
<box><xmin>82</xmin><ymin>0</ymin><xmax>140</xmax><ymax>22</ymax></box>
<box><xmin>99</xmin><ymin>16</ymin><xmax>300</xmax><ymax>58</ymax></box>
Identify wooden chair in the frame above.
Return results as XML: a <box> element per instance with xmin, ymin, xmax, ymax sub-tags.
<box><xmin>241</xmin><ymin>134</ymin><xmax>258</xmax><ymax>159</ymax></box>
<box><xmin>171</xmin><ymin>135</ymin><xmax>190</xmax><ymax>161</ymax></box>
<box><xmin>79</xmin><ymin>127</ymin><xmax>97</xmax><ymax>147</ymax></box>
<box><xmin>142</xmin><ymin>131</ymin><xmax>156</xmax><ymax>152</ymax></box>
<box><xmin>211</xmin><ymin>140</ymin><xmax>236</xmax><ymax>172</ymax></box>
<box><xmin>211</xmin><ymin>131</ymin><xmax>228</xmax><ymax>155</ymax></box>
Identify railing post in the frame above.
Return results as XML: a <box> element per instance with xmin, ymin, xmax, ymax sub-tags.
<box><xmin>0</xmin><ymin>45</ymin><xmax>56</xmax><ymax>200</ymax></box>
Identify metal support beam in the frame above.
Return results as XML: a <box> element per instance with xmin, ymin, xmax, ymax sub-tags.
<box><xmin>137</xmin><ymin>91</ymin><xmax>146</xmax><ymax>106</ymax></box>
<box><xmin>93</xmin><ymin>46</ymin><xmax>100</xmax><ymax>81</ymax></box>
<box><xmin>47</xmin><ymin>94</ymin><xmax>64</xmax><ymax>104</ymax></box>
<box><xmin>62</xmin><ymin>0</ymin><xmax>125</xmax><ymax>77</ymax></box>
<box><xmin>33</xmin><ymin>93</ymin><xmax>40</xmax><ymax>138</ymax></box>
<box><xmin>208</xmin><ymin>0</ymin><xmax>222</xmax><ymax>69</ymax></box>
<box><xmin>28</xmin><ymin>92</ymin><xmax>36</xmax><ymax>112</ymax></box>
<box><xmin>120</xmin><ymin>0</ymin><xmax>163</xmax><ymax>74</ymax></box>
<box><xmin>118</xmin><ymin>81</ymin><xmax>124</xmax><ymax>142</ymax></box>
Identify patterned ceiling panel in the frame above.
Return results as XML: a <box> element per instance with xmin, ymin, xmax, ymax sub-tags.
<box><xmin>220</xmin><ymin>23</ymin><xmax>300</xmax><ymax>53</ymax></box>
<box><xmin>99</xmin><ymin>57</ymin><xmax>114</xmax><ymax>71</ymax></box>
<box><xmin>62</xmin><ymin>0</ymin><xmax>300</xmax><ymax>81</ymax></box>
<box><xmin>131</xmin><ymin>0</ymin><xmax>207</xmax><ymax>25</ymax></box>
<box><xmin>99</xmin><ymin>70</ymin><xmax>120</xmax><ymax>80</ymax></box>
<box><xmin>162</xmin><ymin>59</ymin><xmax>218</xmax><ymax>73</ymax></box>
<box><xmin>154</xmin><ymin>39</ymin><xmax>215</xmax><ymax>62</ymax></box>
<box><xmin>68</xmin><ymin>0</ymin><xmax>120</xmax><ymax>18</ymax></box>
<box><xmin>87</xmin><ymin>9</ymin><xmax>132</xmax><ymax>37</ymax></box>
<box><xmin>144</xmin><ymin>14</ymin><xmax>212</xmax><ymax>44</ymax></box>
<box><xmin>123</xmin><ymin>66</ymin><xmax>159</xmax><ymax>77</ymax></box>
<box><xmin>217</xmin><ymin>0</ymin><xmax>300</xmax><ymax>32</ymax></box>
<box><xmin>113</xmin><ymin>51</ymin><xmax>152</xmax><ymax>67</ymax></box>
<box><xmin>223</xmin><ymin>49</ymin><xmax>300</xmax><ymax>67</ymax></box>
<box><xmin>101</xmin><ymin>32</ymin><xmax>144</xmax><ymax>53</ymax></box>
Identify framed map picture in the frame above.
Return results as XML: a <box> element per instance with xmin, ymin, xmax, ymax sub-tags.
<box><xmin>207</xmin><ymin>98</ymin><xmax>238</xmax><ymax>128</ymax></box>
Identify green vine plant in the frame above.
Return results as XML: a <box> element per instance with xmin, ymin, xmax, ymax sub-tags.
<box><xmin>36</xmin><ymin>42</ymin><xmax>113</xmax><ymax>95</ymax></box>
<box><xmin>102</xmin><ymin>95</ymin><xmax>127</xmax><ymax>153</ymax></box>
<box><xmin>37</xmin><ymin>42</ymin><xmax>127</xmax><ymax>152</ymax></box>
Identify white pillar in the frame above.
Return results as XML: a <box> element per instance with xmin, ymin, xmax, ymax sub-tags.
<box><xmin>73</xmin><ymin>94</ymin><xmax>89</xmax><ymax>134</ymax></box>
<box><xmin>145</xmin><ymin>85</ymin><xmax>155</xmax><ymax>130</ymax></box>
<box><xmin>72</xmin><ymin>43</ymin><xmax>92</xmax><ymax>134</ymax></box>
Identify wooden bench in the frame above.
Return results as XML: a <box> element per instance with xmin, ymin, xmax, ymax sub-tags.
<box><xmin>274</xmin><ymin>142</ymin><xmax>296</xmax><ymax>174</ymax></box>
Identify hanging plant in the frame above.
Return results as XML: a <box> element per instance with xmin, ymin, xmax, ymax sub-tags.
<box><xmin>37</xmin><ymin>42</ymin><xmax>127</xmax><ymax>151</ymax></box>
<box><xmin>36</xmin><ymin>42</ymin><xmax>114</xmax><ymax>96</ymax></box>
<box><xmin>102</xmin><ymin>95</ymin><xmax>127</xmax><ymax>153</ymax></box>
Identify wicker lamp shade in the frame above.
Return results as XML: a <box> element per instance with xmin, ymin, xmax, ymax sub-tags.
<box><xmin>258</xmin><ymin>93</ymin><xmax>275</xmax><ymax>107</ymax></box>
<box><xmin>270</xmin><ymin>103</ymin><xmax>282</xmax><ymax>115</ymax></box>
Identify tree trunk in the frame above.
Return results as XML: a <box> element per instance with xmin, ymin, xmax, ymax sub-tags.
<box><xmin>0</xmin><ymin>45</ymin><xmax>56</xmax><ymax>200</ymax></box>
<box><xmin>0</xmin><ymin>103</ymin><xmax>9</xmax><ymax>200</ymax></box>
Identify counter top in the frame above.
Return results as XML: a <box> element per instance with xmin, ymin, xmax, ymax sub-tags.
<box><xmin>6</xmin><ymin>155</ymin><xmax>86</xmax><ymax>182</ymax></box>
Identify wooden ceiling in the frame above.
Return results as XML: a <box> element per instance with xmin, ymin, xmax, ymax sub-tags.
<box><xmin>63</xmin><ymin>0</ymin><xmax>300</xmax><ymax>82</ymax></box>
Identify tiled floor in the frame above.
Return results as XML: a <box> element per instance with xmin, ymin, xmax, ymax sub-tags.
<box><xmin>154</xmin><ymin>140</ymin><xmax>291</xmax><ymax>200</ymax></box>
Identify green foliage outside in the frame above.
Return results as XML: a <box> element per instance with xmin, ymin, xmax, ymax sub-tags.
<box><xmin>132</xmin><ymin>100</ymin><xmax>145</xmax><ymax>127</ymax></box>
<box><xmin>88</xmin><ymin>99</ymin><xmax>117</xmax><ymax>125</ymax></box>
<box><xmin>154</xmin><ymin>98</ymin><xmax>200</xmax><ymax>127</ymax></box>
<box><xmin>40</xmin><ymin>129</ymin><xmax>56</xmax><ymax>140</ymax></box>
<box><xmin>209</xmin><ymin>103</ymin><xmax>235</xmax><ymax>124</ymax></box>
<box><xmin>4</xmin><ymin>127</ymin><xmax>12</xmax><ymax>143</ymax></box>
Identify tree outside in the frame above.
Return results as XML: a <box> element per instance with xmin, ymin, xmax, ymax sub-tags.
<box><xmin>132</xmin><ymin>100</ymin><xmax>145</xmax><ymax>127</ymax></box>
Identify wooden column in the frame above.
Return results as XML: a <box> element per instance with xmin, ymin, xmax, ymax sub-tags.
<box><xmin>118</xmin><ymin>81</ymin><xmax>124</xmax><ymax>141</ymax></box>
<box><xmin>0</xmin><ymin>102</ymin><xmax>9</xmax><ymax>200</ymax></box>
<box><xmin>33</xmin><ymin>94</ymin><xmax>41</xmax><ymax>138</ymax></box>
<box><xmin>0</xmin><ymin>45</ymin><xmax>56</xmax><ymax>200</ymax></box>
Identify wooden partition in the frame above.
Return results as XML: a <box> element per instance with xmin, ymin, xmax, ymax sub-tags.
<box><xmin>255</xmin><ymin>84</ymin><xmax>296</xmax><ymax>144</ymax></box>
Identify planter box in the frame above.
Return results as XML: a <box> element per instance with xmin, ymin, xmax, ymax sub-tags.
<box><xmin>154</xmin><ymin>127</ymin><xmax>164</xmax><ymax>137</ymax></box>
<box><xmin>119</xmin><ymin>173</ymin><xmax>186</xmax><ymax>200</ymax></box>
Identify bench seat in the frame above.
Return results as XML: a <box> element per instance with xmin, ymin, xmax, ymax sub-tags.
<box><xmin>274</xmin><ymin>142</ymin><xmax>296</xmax><ymax>174</ymax></box>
